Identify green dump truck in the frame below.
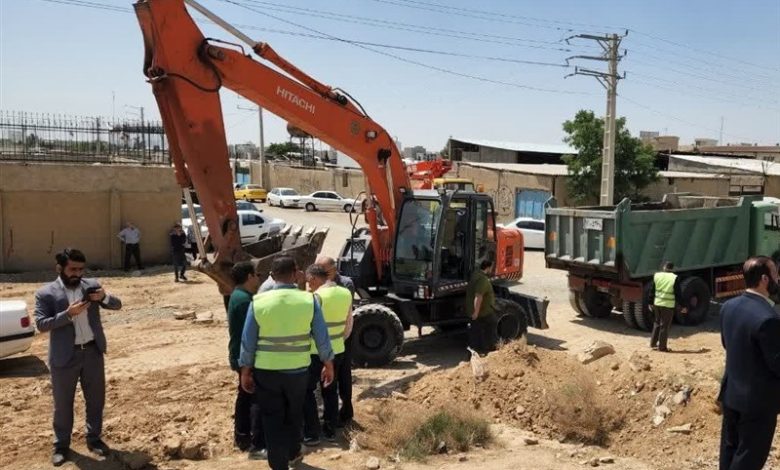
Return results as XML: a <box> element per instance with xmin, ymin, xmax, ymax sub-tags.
<box><xmin>545</xmin><ymin>194</ymin><xmax>780</xmax><ymax>331</ymax></box>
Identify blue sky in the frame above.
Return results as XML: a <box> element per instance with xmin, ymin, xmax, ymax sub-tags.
<box><xmin>1</xmin><ymin>0</ymin><xmax>779</xmax><ymax>151</ymax></box>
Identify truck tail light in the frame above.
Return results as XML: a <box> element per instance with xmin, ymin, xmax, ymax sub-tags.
<box><xmin>21</xmin><ymin>316</ymin><xmax>31</xmax><ymax>328</ymax></box>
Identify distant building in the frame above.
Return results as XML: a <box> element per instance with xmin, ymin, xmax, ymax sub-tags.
<box><xmin>331</xmin><ymin>146</ymin><xmax>360</xmax><ymax>169</ymax></box>
<box><xmin>447</xmin><ymin>138</ymin><xmax>576</xmax><ymax>164</ymax></box>
<box><xmin>666</xmin><ymin>153</ymin><xmax>780</xmax><ymax>196</ymax></box>
<box><xmin>640</xmin><ymin>131</ymin><xmax>679</xmax><ymax>152</ymax></box>
<box><xmin>694</xmin><ymin>138</ymin><xmax>719</xmax><ymax>148</ymax></box>
<box><xmin>696</xmin><ymin>144</ymin><xmax>780</xmax><ymax>162</ymax></box>
<box><xmin>403</xmin><ymin>145</ymin><xmax>427</xmax><ymax>161</ymax></box>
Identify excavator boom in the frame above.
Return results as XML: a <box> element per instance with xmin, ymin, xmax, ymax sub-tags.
<box><xmin>134</xmin><ymin>0</ymin><xmax>410</xmax><ymax>291</ymax></box>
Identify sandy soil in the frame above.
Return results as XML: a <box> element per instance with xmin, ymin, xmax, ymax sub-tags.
<box><xmin>1</xmin><ymin>203</ymin><xmax>775</xmax><ymax>470</ymax></box>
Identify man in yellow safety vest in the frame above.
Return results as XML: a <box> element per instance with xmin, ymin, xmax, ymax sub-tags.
<box><xmin>238</xmin><ymin>256</ymin><xmax>335</xmax><ymax>470</ymax></box>
<box><xmin>302</xmin><ymin>264</ymin><xmax>353</xmax><ymax>445</ymax></box>
<box><xmin>650</xmin><ymin>262</ymin><xmax>686</xmax><ymax>352</ymax></box>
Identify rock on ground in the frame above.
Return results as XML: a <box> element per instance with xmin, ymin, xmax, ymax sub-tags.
<box><xmin>577</xmin><ymin>341</ymin><xmax>616</xmax><ymax>365</ymax></box>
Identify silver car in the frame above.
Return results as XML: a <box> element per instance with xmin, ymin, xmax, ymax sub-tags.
<box><xmin>300</xmin><ymin>191</ymin><xmax>357</xmax><ymax>212</ymax></box>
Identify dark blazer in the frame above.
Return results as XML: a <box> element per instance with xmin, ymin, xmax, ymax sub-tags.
<box><xmin>719</xmin><ymin>292</ymin><xmax>780</xmax><ymax>415</ymax></box>
<box><xmin>34</xmin><ymin>278</ymin><xmax>122</xmax><ymax>368</ymax></box>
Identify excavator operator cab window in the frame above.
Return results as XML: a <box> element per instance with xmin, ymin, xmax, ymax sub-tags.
<box><xmin>473</xmin><ymin>199</ymin><xmax>497</xmax><ymax>273</ymax></box>
<box><xmin>440</xmin><ymin>201</ymin><xmax>468</xmax><ymax>280</ymax></box>
<box><xmin>394</xmin><ymin>199</ymin><xmax>441</xmax><ymax>281</ymax></box>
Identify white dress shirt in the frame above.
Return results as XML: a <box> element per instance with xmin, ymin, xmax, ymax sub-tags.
<box><xmin>57</xmin><ymin>277</ymin><xmax>95</xmax><ymax>345</ymax></box>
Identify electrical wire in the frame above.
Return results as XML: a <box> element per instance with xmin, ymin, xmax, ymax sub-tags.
<box><xmin>222</xmin><ymin>0</ymin><xmax>585</xmax><ymax>53</ymax></box>
<box><xmin>220</xmin><ymin>0</ymin><xmax>589</xmax><ymax>95</ymax></box>
<box><xmin>625</xmin><ymin>78</ymin><xmax>780</xmax><ymax>112</ymax></box>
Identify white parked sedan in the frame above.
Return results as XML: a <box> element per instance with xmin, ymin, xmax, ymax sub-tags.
<box><xmin>501</xmin><ymin>217</ymin><xmax>546</xmax><ymax>250</ymax></box>
<box><xmin>237</xmin><ymin>210</ymin><xmax>286</xmax><ymax>243</ymax></box>
<box><xmin>267</xmin><ymin>188</ymin><xmax>302</xmax><ymax>208</ymax></box>
<box><xmin>300</xmin><ymin>191</ymin><xmax>357</xmax><ymax>212</ymax></box>
<box><xmin>0</xmin><ymin>300</ymin><xmax>35</xmax><ymax>359</ymax></box>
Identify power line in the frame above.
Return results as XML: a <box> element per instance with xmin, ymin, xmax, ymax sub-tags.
<box><xmin>618</xmin><ymin>94</ymin><xmax>758</xmax><ymax>142</ymax></box>
<box><xmin>38</xmin><ymin>0</ymin><xmax>129</xmax><ymax>12</ymax></box>
<box><xmin>366</xmin><ymin>0</ymin><xmax>609</xmax><ymax>33</ymax></box>
<box><xmin>626</xmin><ymin>78</ymin><xmax>780</xmax><ymax>112</ymax></box>
<box><xmin>222</xmin><ymin>0</ymin><xmax>584</xmax><ymax>53</ymax></box>
<box><xmin>627</xmin><ymin>70</ymin><xmax>780</xmax><ymax>107</ymax></box>
<box><xmin>219</xmin><ymin>0</ymin><xmax>588</xmax><ymax>95</ymax></box>
<box><xmin>368</xmin><ymin>0</ymin><xmax>780</xmax><ymax>78</ymax></box>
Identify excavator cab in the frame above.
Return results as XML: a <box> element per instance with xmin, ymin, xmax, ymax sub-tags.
<box><xmin>392</xmin><ymin>191</ymin><xmax>496</xmax><ymax>299</ymax></box>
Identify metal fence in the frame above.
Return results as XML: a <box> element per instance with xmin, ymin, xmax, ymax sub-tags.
<box><xmin>0</xmin><ymin>111</ymin><xmax>170</xmax><ymax>165</ymax></box>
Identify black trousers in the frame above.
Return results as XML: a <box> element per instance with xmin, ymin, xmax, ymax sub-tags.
<box><xmin>234</xmin><ymin>372</ymin><xmax>265</xmax><ymax>449</ymax></box>
<box><xmin>303</xmin><ymin>354</ymin><xmax>341</xmax><ymax>439</ymax></box>
<box><xmin>123</xmin><ymin>244</ymin><xmax>143</xmax><ymax>270</ymax></box>
<box><xmin>469</xmin><ymin>314</ymin><xmax>497</xmax><ymax>354</ymax></box>
<box><xmin>254</xmin><ymin>369</ymin><xmax>307</xmax><ymax>470</ymax></box>
<box><xmin>720</xmin><ymin>405</ymin><xmax>777</xmax><ymax>470</ymax></box>
<box><xmin>651</xmin><ymin>306</ymin><xmax>674</xmax><ymax>351</ymax></box>
<box><xmin>51</xmin><ymin>343</ymin><xmax>104</xmax><ymax>449</ymax></box>
<box><xmin>338</xmin><ymin>340</ymin><xmax>354</xmax><ymax>422</ymax></box>
<box><xmin>172</xmin><ymin>252</ymin><xmax>186</xmax><ymax>278</ymax></box>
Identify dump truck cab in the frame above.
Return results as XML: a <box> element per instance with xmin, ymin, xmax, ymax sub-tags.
<box><xmin>750</xmin><ymin>200</ymin><xmax>780</xmax><ymax>259</ymax></box>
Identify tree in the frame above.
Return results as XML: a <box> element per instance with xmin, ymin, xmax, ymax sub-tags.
<box><xmin>265</xmin><ymin>141</ymin><xmax>300</xmax><ymax>157</ymax></box>
<box><xmin>562</xmin><ymin>110</ymin><xmax>659</xmax><ymax>204</ymax></box>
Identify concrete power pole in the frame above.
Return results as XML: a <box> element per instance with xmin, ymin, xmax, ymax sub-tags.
<box><xmin>566</xmin><ymin>32</ymin><xmax>627</xmax><ymax>205</ymax></box>
<box><xmin>258</xmin><ymin>106</ymin><xmax>266</xmax><ymax>188</ymax></box>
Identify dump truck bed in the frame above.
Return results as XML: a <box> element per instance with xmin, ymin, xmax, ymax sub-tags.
<box><xmin>545</xmin><ymin>194</ymin><xmax>755</xmax><ymax>280</ymax></box>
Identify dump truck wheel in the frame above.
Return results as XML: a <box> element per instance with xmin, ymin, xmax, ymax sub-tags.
<box><xmin>622</xmin><ymin>301</ymin><xmax>638</xmax><ymax>328</ymax></box>
<box><xmin>494</xmin><ymin>298</ymin><xmax>528</xmax><ymax>341</ymax></box>
<box><xmin>676</xmin><ymin>277</ymin><xmax>711</xmax><ymax>325</ymax></box>
<box><xmin>569</xmin><ymin>290</ymin><xmax>589</xmax><ymax>317</ymax></box>
<box><xmin>582</xmin><ymin>288</ymin><xmax>613</xmax><ymax>318</ymax></box>
<box><xmin>632</xmin><ymin>297</ymin><xmax>655</xmax><ymax>332</ymax></box>
<box><xmin>351</xmin><ymin>304</ymin><xmax>404</xmax><ymax>368</ymax></box>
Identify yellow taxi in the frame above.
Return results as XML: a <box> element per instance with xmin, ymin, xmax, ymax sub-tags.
<box><xmin>234</xmin><ymin>184</ymin><xmax>268</xmax><ymax>202</ymax></box>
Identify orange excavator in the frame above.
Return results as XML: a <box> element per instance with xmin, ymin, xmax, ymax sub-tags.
<box><xmin>406</xmin><ymin>158</ymin><xmax>476</xmax><ymax>191</ymax></box>
<box><xmin>135</xmin><ymin>0</ymin><xmax>547</xmax><ymax>366</ymax></box>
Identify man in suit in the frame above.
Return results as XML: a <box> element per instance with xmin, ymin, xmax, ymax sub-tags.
<box><xmin>34</xmin><ymin>248</ymin><xmax>123</xmax><ymax>466</ymax></box>
<box><xmin>719</xmin><ymin>255</ymin><xmax>780</xmax><ymax>470</ymax></box>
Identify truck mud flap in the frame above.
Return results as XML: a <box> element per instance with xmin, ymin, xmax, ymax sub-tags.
<box><xmin>507</xmin><ymin>292</ymin><xmax>549</xmax><ymax>330</ymax></box>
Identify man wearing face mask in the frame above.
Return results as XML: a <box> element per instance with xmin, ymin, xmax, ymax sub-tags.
<box><xmin>719</xmin><ymin>256</ymin><xmax>780</xmax><ymax>470</ymax></box>
<box><xmin>34</xmin><ymin>248</ymin><xmax>123</xmax><ymax>467</ymax></box>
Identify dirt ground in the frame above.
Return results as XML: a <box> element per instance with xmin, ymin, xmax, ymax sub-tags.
<box><xmin>1</xmin><ymin>203</ymin><xmax>778</xmax><ymax>470</ymax></box>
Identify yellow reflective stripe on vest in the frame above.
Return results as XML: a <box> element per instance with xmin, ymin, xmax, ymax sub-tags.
<box><xmin>253</xmin><ymin>289</ymin><xmax>314</xmax><ymax>371</ymax></box>
<box><xmin>312</xmin><ymin>286</ymin><xmax>352</xmax><ymax>355</ymax></box>
<box><xmin>653</xmin><ymin>272</ymin><xmax>677</xmax><ymax>308</ymax></box>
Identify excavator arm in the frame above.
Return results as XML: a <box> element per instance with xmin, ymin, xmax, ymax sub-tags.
<box><xmin>134</xmin><ymin>0</ymin><xmax>410</xmax><ymax>291</ymax></box>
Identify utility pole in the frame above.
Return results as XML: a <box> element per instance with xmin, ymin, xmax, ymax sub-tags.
<box><xmin>125</xmin><ymin>105</ymin><xmax>146</xmax><ymax>163</ymax></box>
<box><xmin>566</xmin><ymin>31</ymin><xmax>627</xmax><ymax>206</ymax></box>
<box><xmin>237</xmin><ymin>103</ymin><xmax>266</xmax><ymax>187</ymax></box>
<box><xmin>719</xmin><ymin>116</ymin><xmax>724</xmax><ymax>145</ymax></box>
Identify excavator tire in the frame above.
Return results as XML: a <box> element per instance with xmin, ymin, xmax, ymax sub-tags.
<box><xmin>494</xmin><ymin>298</ymin><xmax>528</xmax><ymax>341</ymax></box>
<box><xmin>675</xmin><ymin>277</ymin><xmax>711</xmax><ymax>325</ymax></box>
<box><xmin>569</xmin><ymin>290</ymin><xmax>589</xmax><ymax>317</ymax></box>
<box><xmin>622</xmin><ymin>301</ymin><xmax>639</xmax><ymax>329</ymax></box>
<box><xmin>351</xmin><ymin>304</ymin><xmax>404</xmax><ymax>368</ymax></box>
<box><xmin>581</xmin><ymin>288</ymin><xmax>613</xmax><ymax>318</ymax></box>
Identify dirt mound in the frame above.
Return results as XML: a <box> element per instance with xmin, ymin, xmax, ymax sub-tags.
<box><xmin>355</xmin><ymin>340</ymin><xmax>729</xmax><ymax>470</ymax></box>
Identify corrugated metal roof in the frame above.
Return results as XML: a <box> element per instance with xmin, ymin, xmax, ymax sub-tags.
<box><xmin>451</xmin><ymin>138</ymin><xmax>576</xmax><ymax>155</ymax></box>
<box><xmin>668</xmin><ymin>154</ymin><xmax>780</xmax><ymax>176</ymax></box>
<box><xmin>461</xmin><ymin>161</ymin><xmax>727</xmax><ymax>179</ymax></box>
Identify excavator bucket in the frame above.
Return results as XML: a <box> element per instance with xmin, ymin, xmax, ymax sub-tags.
<box><xmin>244</xmin><ymin>225</ymin><xmax>330</xmax><ymax>279</ymax></box>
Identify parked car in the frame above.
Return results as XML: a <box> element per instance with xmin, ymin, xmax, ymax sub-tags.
<box><xmin>0</xmin><ymin>300</ymin><xmax>35</xmax><ymax>359</ymax></box>
<box><xmin>300</xmin><ymin>191</ymin><xmax>357</xmax><ymax>212</ymax></box>
<box><xmin>237</xmin><ymin>210</ymin><xmax>286</xmax><ymax>243</ymax></box>
<box><xmin>180</xmin><ymin>204</ymin><xmax>210</xmax><ymax>241</ymax></box>
<box><xmin>235</xmin><ymin>200</ymin><xmax>262</xmax><ymax>212</ymax></box>
<box><xmin>502</xmin><ymin>217</ymin><xmax>545</xmax><ymax>250</ymax></box>
<box><xmin>267</xmin><ymin>188</ymin><xmax>302</xmax><ymax>208</ymax></box>
<box><xmin>234</xmin><ymin>184</ymin><xmax>268</xmax><ymax>202</ymax></box>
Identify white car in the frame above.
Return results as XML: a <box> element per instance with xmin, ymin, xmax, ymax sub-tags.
<box><xmin>267</xmin><ymin>188</ymin><xmax>302</xmax><ymax>208</ymax></box>
<box><xmin>0</xmin><ymin>300</ymin><xmax>35</xmax><ymax>359</ymax></box>
<box><xmin>300</xmin><ymin>191</ymin><xmax>357</xmax><ymax>212</ymax></box>
<box><xmin>502</xmin><ymin>217</ymin><xmax>545</xmax><ymax>250</ymax></box>
<box><xmin>237</xmin><ymin>210</ymin><xmax>286</xmax><ymax>243</ymax></box>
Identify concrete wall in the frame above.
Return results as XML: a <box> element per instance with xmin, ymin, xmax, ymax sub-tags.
<box><xmin>0</xmin><ymin>163</ymin><xmax>180</xmax><ymax>272</ymax></box>
<box><xmin>455</xmin><ymin>165</ymin><xmax>573</xmax><ymax>222</ymax></box>
<box><xmin>255</xmin><ymin>163</ymin><xmax>367</xmax><ymax>199</ymax></box>
<box><xmin>645</xmin><ymin>176</ymin><xmax>730</xmax><ymax>200</ymax></box>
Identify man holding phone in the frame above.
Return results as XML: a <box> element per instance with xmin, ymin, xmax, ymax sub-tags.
<box><xmin>34</xmin><ymin>248</ymin><xmax>123</xmax><ymax>466</ymax></box>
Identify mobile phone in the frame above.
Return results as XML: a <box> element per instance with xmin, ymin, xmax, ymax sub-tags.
<box><xmin>82</xmin><ymin>286</ymin><xmax>101</xmax><ymax>302</ymax></box>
